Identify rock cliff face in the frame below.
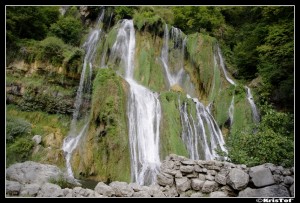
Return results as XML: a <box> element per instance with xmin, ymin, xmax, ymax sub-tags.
<box><xmin>6</xmin><ymin>155</ymin><xmax>294</xmax><ymax>197</ymax></box>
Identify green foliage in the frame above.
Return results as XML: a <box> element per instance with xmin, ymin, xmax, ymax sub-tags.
<box><xmin>159</xmin><ymin>92</ymin><xmax>189</xmax><ymax>158</ymax></box>
<box><xmin>36</xmin><ymin>37</ymin><xmax>66</xmax><ymax>66</ymax></box>
<box><xmin>133</xmin><ymin>7</ymin><xmax>165</xmax><ymax>35</ymax></box>
<box><xmin>49</xmin><ymin>176</ymin><xmax>76</xmax><ymax>189</ymax></box>
<box><xmin>49</xmin><ymin>16</ymin><xmax>83</xmax><ymax>46</ymax></box>
<box><xmin>6</xmin><ymin>116</ymin><xmax>32</xmax><ymax>142</ymax></box>
<box><xmin>113</xmin><ymin>6</ymin><xmax>136</xmax><ymax>22</ymax></box>
<box><xmin>226</xmin><ymin>102</ymin><xmax>294</xmax><ymax>167</ymax></box>
<box><xmin>6</xmin><ymin>137</ymin><xmax>35</xmax><ymax>166</ymax></box>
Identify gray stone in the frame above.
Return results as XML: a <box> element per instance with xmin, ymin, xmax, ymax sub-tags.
<box><xmin>191</xmin><ymin>179</ymin><xmax>205</xmax><ymax>191</ymax></box>
<box><xmin>20</xmin><ymin>183</ymin><xmax>40</xmax><ymax>197</ymax></box>
<box><xmin>157</xmin><ymin>172</ymin><xmax>174</xmax><ymax>186</ymax></box>
<box><xmin>239</xmin><ymin>185</ymin><xmax>290</xmax><ymax>197</ymax></box>
<box><xmin>284</xmin><ymin>176</ymin><xmax>294</xmax><ymax>185</ymax></box>
<box><xmin>186</xmin><ymin>172</ymin><xmax>198</xmax><ymax>178</ymax></box>
<box><xmin>109</xmin><ymin>181</ymin><xmax>134</xmax><ymax>197</ymax></box>
<box><xmin>129</xmin><ymin>182</ymin><xmax>142</xmax><ymax>192</ymax></box>
<box><xmin>6</xmin><ymin>161</ymin><xmax>65</xmax><ymax>185</ymax></box>
<box><xmin>207</xmin><ymin>169</ymin><xmax>217</xmax><ymax>176</ymax></box>
<box><xmin>85</xmin><ymin>189</ymin><xmax>95</xmax><ymax>197</ymax></box>
<box><xmin>180</xmin><ymin>165</ymin><xmax>194</xmax><ymax>173</ymax></box>
<box><xmin>282</xmin><ymin>169</ymin><xmax>292</xmax><ymax>176</ymax></box>
<box><xmin>62</xmin><ymin>188</ymin><xmax>72</xmax><ymax>196</ymax></box>
<box><xmin>32</xmin><ymin>135</ymin><xmax>42</xmax><ymax>145</ymax></box>
<box><xmin>175</xmin><ymin>171</ymin><xmax>183</xmax><ymax>178</ymax></box>
<box><xmin>181</xmin><ymin>160</ymin><xmax>195</xmax><ymax>165</ymax></box>
<box><xmin>94</xmin><ymin>182</ymin><xmax>115</xmax><ymax>197</ymax></box>
<box><xmin>201</xmin><ymin>181</ymin><xmax>218</xmax><ymax>193</ymax></box>
<box><xmin>215</xmin><ymin>173</ymin><xmax>227</xmax><ymax>185</ymax></box>
<box><xmin>149</xmin><ymin>184</ymin><xmax>165</xmax><ymax>197</ymax></box>
<box><xmin>264</xmin><ymin>163</ymin><xmax>276</xmax><ymax>172</ymax></box>
<box><xmin>162</xmin><ymin>168</ymin><xmax>177</xmax><ymax>176</ymax></box>
<box><xmin>190</xmin><ymin>192</ymin><xmax>204</xmax><ymax>197</ymax></box>
<box><xmin>273</xmin><ymin>174</ymin><xmax>284</xmax><ymax>184</ymax></box>
<box><xmin>175</xmin><ymin>177</ymin><xmax>191</xmax><ymax>193</ymax></box>
<box><xmin>207</xmin><ymin>165</ymin><xmax>221</xmax><ymax>171</ymax></box>
<box><xmin>210</xmin><ymin>191</ymin><xmax>228</xmax><ymax>197</ymax></box>
<box><xmin>161</xmin><ymin>160</ymin><xmax>175</xmax><ymax>170</ymax></box>
<box><xmin>6</xmin><ymin>180</ymin><xmax>21</xmax><ymax>196</ymax></box>
<box><xmin>198</xmin><ymin>174</ymin><xmax>206</xmax><ymax>181</ymax></box>
<box><xmin>194</xmin><ymin>165</ymin><xmax>202</xmax><ymax>172</ymax></box>
<box><xmin>205</xmin><ymin>174</ymin><xmax>215</xmax><ymax>181</ymax></box>
<box><xmin>221</xmin><ymin>185</ymin><xmax>237</xmax><ymax>197</ymax></box>
<box><xmin>201</xmin><ymin>168</ymin><xmax>207</xmax><ymax>173</ymax></box>
<box><xmin>163</xmin><ymin>185</ymin><xmax>178</xmax><ymax>197</ymax></box>
<box><xmin>72</xmin><ymin>187</ymin><xmax>84</xmax><ymax>197</ymax></box>
<box><xmin>250</xmin><ymin>167</ymin><xmax>275</xmax><ymax>187</ymax></box>
<box><xmin>37</xmin><ymin>183</ymin><xmax>63</xmax><ymax>197</ymax></box>
<box><xmin>133</xmin><ymin>191</ymin><xmax>151</xmax><ymax>197</ymax></box>
<box><xmin>290</xmin><ymin>167</ymin><xmax>294</xmax><ymax>175</ymax></box>
<box><xmin>290</xmin><ymin>183</ymin><xmax>294</xmax><ymax>197</ymax></box>
<box><xmin>227</xmin><ymin>168</ymin><xmax>249</xmax><ymax>190</ymax></box>
<box><xmin>94</xmin><ymin>192</ymin><xmax>103</xmax><ymax>197</ymax></box>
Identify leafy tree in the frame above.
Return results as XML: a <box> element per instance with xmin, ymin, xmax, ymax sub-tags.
<box><xmin>49</xmin><ymin>16</ymin><xmax>83</xmax><ymax>46</ymax></box>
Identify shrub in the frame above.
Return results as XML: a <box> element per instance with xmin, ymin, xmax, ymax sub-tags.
<box><xmin>6</xmin><ymin>116</ymin><xmax>32</xmax><ymax>142</ymax></box>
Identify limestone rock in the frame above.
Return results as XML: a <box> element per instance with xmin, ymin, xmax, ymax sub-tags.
<box><xmin>180</xmin><ymin>165</ymin><xmax>194</xmax><ymax>173</ymax></box>
<box><xmin>37</xmin><ymin>183</ymin><xmax>63</xmax><ymax>197</ymax></box>
<box><xmin>191</xmin><ymin>178</ymin><xmax>205</xmax><ymax>191</ymax></box>
<box><xmin>20</xmin><ymin>183</ymin><xmax>40</xmax><ymax>197</ymax></box>
<box><xmin>215</xmin><ymin>173</ymin><xmax>227</xmax><ymax>185</ymax></box>
<box><xmin>249</xmin><ymin>166</ymin><xmax>275</xmax><ymax>187</ymax></box>
<box><xmin>109</xmin><ymin>181</ymin><xmax>134</xmax><ymax>197</ymax></box>
<box><xmin>283</xmin><ymin>176</ymin><xmax>294</xmax><ymax>186</ymax></box>
<box><xmin>157</xmin><ymin>172</ymin><xmax>174</xmax><ymax>186</ymax></box>
<box><xmin>6</xmin><ymin>180</ymin><xmax>21</xmax><ymax>196</ymax></box>
<box><xmin>6</xmin><ymin>161</ymin><xmax>65</xmax><ymax>185</ymax></box>
<box><xmin>210</xmin><ymin>191</ymin><xmax>228</xmax><ymax>197</ymax></box>
<box><xmin>227</xmin><ymin>168</ymin><xmax>249</xmax><ymax>190</ymax></box>
<box><xmin>133</xmin><ymin>191</ymin><xmax>151</xmax><ymax>197</ymax></box>
<box><xmin>32</xmin><ymin>135</ymin><xmax>42</xmax><ymax>145</ymax></box>
<box><xmin>239</xmin><ymin>185</ymin><xmax>290</xmax><ymax>197</ymax></box>
<box><xmin>94</xmin><ymin>182</ymin><xmax>115</xmax><ymax>197</ymax></box>
<box><xmin>175</xmin><ymin>177</ymin><xmax>191</xmax><ymax>193</ymax></box>
<box><xmin>201</xmin><ymin>181</ymin><xmax>218</xmax><ymax>193</ymax></box>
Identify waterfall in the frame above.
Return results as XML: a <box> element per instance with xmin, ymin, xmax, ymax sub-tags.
<box><xmin>110</xmin><ymin>19</ymin><xmax>161</xmax><ymax>186</ymax></box>
<box><xmin>229</xmin><ymin>96</ymin><xmax>235</xmax><ymax>126</ymax></box>
<box><xmin>161</xmin><ymin>24</ymin><xmax>195</xmax><ymax>96</ymax></box>
<box><xmin>62</xmin><ymin>10</ymin><xmax>104</xmax><ymax>179</ymax></box>
<box><xmin>245</xmin><ymin>86</ymin><xmax>260</xmax><ymax>123</ymax></box>
<box><xmin>217</xmin><ymin>45</ymin><xmax>236</xmax><ymax>86</ymax></box>
<box><xmin>179</xmin><ymin>96</ymin><xmax>227</xmax><ymax>160</ymax></box>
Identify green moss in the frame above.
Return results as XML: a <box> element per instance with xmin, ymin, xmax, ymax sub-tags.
<box><xmin>159</xmin><ymin>91</ymin><xmax>188</xmax><ymax>159</ymax></box>
<box><xmin>71</xmin><ymin>68</ymin><xmax>131</xmax><ymax>182</ymax></box>
<box><xmin>134</xmin><ymin>32</ymin><xmax>166</xmax><ymax>92</ymax></box>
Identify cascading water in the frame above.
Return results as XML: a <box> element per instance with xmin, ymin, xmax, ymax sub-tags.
<box><xmin>245</xmin><ymin>86</ymin><xmax>260</xmax><ymax>123</ymax></box>
<box><xmin>161</xmin><ymin>25</ymin><xmax>195</xmax><ymax>97</ymax></box>
<box><xmin>110</xmin><ymin>20</ymin><xmax>161</xmax><ymax>186</ymax></box>
<box><xmin>62</xmin><ymin>10</ymin><xmax>105</xmax><ymax>179</ymax></box>
<box><xmin>179</xmin><ymin>95</ymin><xmax>227</xmax><ymax>160</ymax></box>
<box><xmin>216</xmin><ymin>45</ymin><xmax>236</xmax><ymax>126</ymax></box>
<box><xmin>161</xmin><ymin>26</ymin><xmax>227</xmax><ymax>160</ymax></box>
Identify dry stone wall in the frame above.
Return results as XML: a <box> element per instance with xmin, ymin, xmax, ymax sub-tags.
<box><xmin>6</xmin><ymin>155</ymin><xmax>294</xmax><ymax>197</ymax></box>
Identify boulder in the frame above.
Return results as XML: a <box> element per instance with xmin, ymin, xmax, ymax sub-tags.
<box><xmin>175</xmin><ymin>177</ymin><xmax>191</xmax><ymax>193</ymax></box>
<box><xmin>215</xmin><ymin>173</ymin><xmax>227</xmax><ymax>185</ymax></box>
<box><xmin>283</xmin><ymin>176</ymin><xmax>294</xmax><ymax>186</ymax></box>
<box><xmin>20</xmin><ymin>183</ymin><xmax>40</xmax><ymax>197</ymax></box>
<box><xmin>249</xmin><ymin>166</ymin><xmax>275</xmax><ymax>187</ymax></box>
<box><xmin>6</xmin><ymin>161</ymin><xmax>65</xmax><ymax>185</ymax></box>
<box><xmin>94</xmin><ymin>182</ymin><xmax>115</xmax><ymax>197</ymax></box>
<box><xmin>157</xmin><ymin>172</ymin><xmax>174</xmax><ymax>186</ymax></box>
<box><xmin>227</xmin><ymin>168</ymin><xmax>249</xmax><ymax>190</ymax></box>
<box><xmin>201</xmin><ymin>181</ymin><xmax>218</xmax><ymax>193</ymax></box>
<box><xmin>239</xmin><ymin>185</ymin><xmax>290</xmax><ymax>197</ymax></box>
<box><xmin>6</xmin><ymin>180</ymin><xmax>21</xmax><ymax>196</ymax></box>
<box><xmin>37</xmin><ymin>183</ymin><xmax>64</xmax><ymax>197</ymax></box>
<box><xmin>32</xmin><ymin>135</ymin><xmax>42</xmax><ymax>145</ymax></box>
<box><xmin>109</xmin><ymin>181</ymin><xmax>134</xmax><ymax>197</ymax></box>
<box><xmin>191</xmin><ymin>178</ymin><xmax>205</xmax><ymax>191</ymax></box>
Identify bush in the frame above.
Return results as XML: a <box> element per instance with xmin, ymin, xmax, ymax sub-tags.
<box><xmin>36</xmin><ymin>36</ymin><xmax>66</xmax><ymax>66</ymax></box>
<box><xmin>6</xmin><ymin>116</ymin><xmax>32</xmax><ymax>142</ymax></box>
<box><xmin>49</xmin><ymin>16</ymin><xmax>83</xmax><ymax>46</ymax></box>
<box><xmin>6</xmin><ymin>137</ymin><xmax>35</xmax><ymax>166</ymax></box>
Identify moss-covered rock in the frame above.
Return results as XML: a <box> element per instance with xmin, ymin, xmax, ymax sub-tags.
<box><xmin>71</xmin><ymin>68</ymin><xmax>131</xmax><ymax>183</ymax></box>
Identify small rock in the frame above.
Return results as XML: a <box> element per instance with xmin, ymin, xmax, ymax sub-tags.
<box><xmin>180</xmin><ymin>165</ymin><xmax>194</xmax><ymax>173</ymax></box>
<box><xmin>20</xmin><ymin>183</ymin><xmax>40</xmax><ymax>197</ymax></box>
<box><xmin>210</xmin><ymin>191</ymin><xmax>227</xmax><ymax>197</ymax></box>
<box><xmin>283</xmin><ymin>176</ymin><xmax>294</xmax><ymax>186</ymax></box>
<box><xmin>94</xmin><ymin>182</ymin><xmax>115</xmax><ymax>197</ymax></box>
<box><xmin>227</xmin><ymin>168</ymin><xmax>249</xmax><ymax>190</ymax></box>
<box><xmin>32</xmin><ymin>135</ymin><xmax>42</xmax><ymax>145</ymax></box>
<box><xmin>201</xmin><ymin>181</ymin><xmax>218</xmax><ymax>193</ymax></box>
<box><xmin>175</xmin><ymin>177</ymin><xmax>191</xmax><ymax>193</ymax></box>
<box><xmin>6</xmin><ymin>180</ymin><xmax>21</xmax><ymax>196</ymax></box>
<box><xmin>191</xmin><ymin>179</ymin><xmax>205</xmax><ymax>191</ymax></box>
